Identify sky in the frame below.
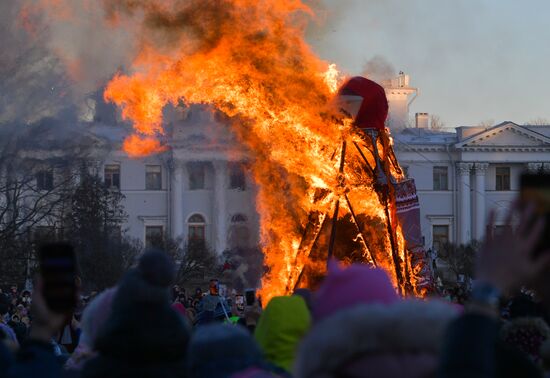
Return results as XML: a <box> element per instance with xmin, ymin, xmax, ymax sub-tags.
<box><xmin>311</xmin><ymin>0</ymin><xmax>550</xmax><ymax>128</ymax></box>
<box><xmin>3</xmin><ymin>0</ymin><xmax>549</xmax><ymax>130</ymax></box>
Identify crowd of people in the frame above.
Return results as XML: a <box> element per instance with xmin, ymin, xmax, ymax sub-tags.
<box><xmin>1</xmin><ymin>202</ymin><xmax>550</xmax><ymax>377</ymax></box>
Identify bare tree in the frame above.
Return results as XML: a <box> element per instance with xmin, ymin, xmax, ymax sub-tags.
<box><xmin>436</xmin><ymin>242</ymin><xmax>478</xmax><ymax>284</ymax></box>
<box><xmin>0</xmin><ymin>127</ymin><xmax>78</xmax><ymax>286</ymax></box>
<box><xmin>429</xmin><ymin>114</ymin><xmax>446</xmax><ymax>130</ymax></box>
<box><xmin>526</xmin><ymin>118</ymin><xmax>550</xmax><ymax>126</ymax></box>
<box><xmin>476</xmin><ymin>119</ymin><xmax>495</xmax><ymax>129</ymax></box>
<box><xmin>64</xmin><ymin>169</ymin><xmax>139</xmax><ymax>291</ymax></box>
<box><xmin>0</xmin><ymin>157</ymin><xmax>74</xmax><ymax>246</ymax></box>
<box><xmin>155</xmin><ymin>236</ymin><xmax>220</xmax><ymax>285</ymax></box>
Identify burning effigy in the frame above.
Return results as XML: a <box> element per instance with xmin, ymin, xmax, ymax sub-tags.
<box><xmin>20</xmin><ymin>0</ymin><xmax>432</xmax><ymax>300</ymax></box>
<box><xmin>288</xmin><ymin>76</ymin><xmax>433</xmax><ymax>296</ymax></box>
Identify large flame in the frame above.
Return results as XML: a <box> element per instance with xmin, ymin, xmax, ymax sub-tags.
<box><xmin>24</xmin><ymin>0</ymin><xmax>418</xmax><ymax>300</ymax></box>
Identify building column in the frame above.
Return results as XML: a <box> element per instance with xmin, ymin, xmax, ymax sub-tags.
<box><xmin>171</xmin><ymin>160</ymin><xmax>185</xmax><ymax>240</ymax></box>
<box><xmin>213</xmin><ymin>160</ymin><xmax>228</xmax><ymax>253</ymax></box>
<box><xmin>457</xmin><ymin>162</ymin><xmax>473</xmax><ymax>245</ymax></box>
<box><xmin>474</xmin><ymin>163</ymin><xmax>489</xmax><ymax>241</ymax></box>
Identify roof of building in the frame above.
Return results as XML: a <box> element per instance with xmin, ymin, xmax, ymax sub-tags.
<box><xmin>393</xmin><ymin>127</ymin><xmax>457</xmax><ymax>146</ymax></box>
<box><xmin>394</xmin><ymin>121</ymin><xmax>550</xmax><ymax>149</ymax></box>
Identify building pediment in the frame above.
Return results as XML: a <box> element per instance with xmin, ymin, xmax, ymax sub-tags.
<box><xmin>455</xmin><ymin>122</ymin><xmax>550</xmax><ymax>151</ymax></box>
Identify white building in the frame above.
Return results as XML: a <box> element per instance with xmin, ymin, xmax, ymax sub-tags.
<box><xmin>90</xmin><ymin>75</ymin><xmax>550</xmax><ymax>254</ymax></box>
<box><xmin>94</xmin><ymin>105</ymin><xmax>261</xmax><ymax>253</ymax></box>
<box><xmin>393</xmin><ymin>121</ymin><xmax>550</xmax><ymax>251</ymax></box>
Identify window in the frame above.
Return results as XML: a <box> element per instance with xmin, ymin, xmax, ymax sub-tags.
<box><xmin>228</xmin><ymin>213</ymin><xmax>250</xmax><ymax>249</ymax></box>
<box><xmin>36</xmin><ymin>170</ymin><xmax>54</xmax><ymax>191</ymax></box>
<box><xmin>145</xmin><ymin>226</ymin><xmax>164</xmax><ymax>248</ymax></box>
<box><xmin>104</xmin><ymin>164</ymin><xmax>120</xmax><ymax>189</ymax></box>
<box><xmin>146</xmin><ymin>165</ymin><xmax>162</xmax><ymax>190</ymax></box>
<box><xmin>433</xmin><ymin>166</ymin><xmax>448</xmax><ymax>191</ymax></box>
<box><xmin>188</xmin><ymin>163</ymin><xmax>205</xmax><ymax>190</ymax></box>
<box><xmin>432</xmin><ymin>225</ymin><xmax>449</xmax><ymax>251</ymax></box>
<box><xmin>229</xmin><ymin>162</ymin><xmax>246</xmax><ymax>190</ymax></box>
<box><xmin>231</xmin><ymin>214</ymin><xmax>248</xmax><ymax>223</ymax></box>
<box><xmin>495</xmin><ymin>167</ymin><xmax>511</xmax><ymax>191</ymax></box>
<box><xmin>188</xmin><ymin>214</ymin><xmax>206</xmax><ymax>242</ymax></box>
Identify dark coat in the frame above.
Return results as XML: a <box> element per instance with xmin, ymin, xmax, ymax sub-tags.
<box><xmin>82</xmin><ymin>271</ymin><xmax>190</xmax><ymax>378</ymax></box>
<box><xmin>295</xmin><ymin>300</ymin><xmax>457</xmax><ymax>378</ymax></box>
<box><xmin>438</xmin><ymin>313</ymin><xmax>543</xmax><ymax>378</ymax></box>
<box><xmin>186</xmin><ymin>324</ymin><xmax>265</xmax><ymax>378</ymax></box>
<box><xmin>1</xmin><ymin>340</ymin><xmax>62</xmax><ymax>378</ymax></box>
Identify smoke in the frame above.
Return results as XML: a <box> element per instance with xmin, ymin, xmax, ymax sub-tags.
<box><xmin>222</xmin><ymin>247</ymin><xmax>265</xmax><ymax>292</ymax></box>
<box><xmin>0</xmin><ymin>0</ymin><xmax>138</xmax><ymax>127</ymax></box>
<box><xmin>361</xmin><ymin>55</ymin><xmax>396</xmax><ymax>83</ymax></box>
<box><xmin>0</xmin><ymin>1</ymin><xmax>66</xmax><ymax>124</ymax></box>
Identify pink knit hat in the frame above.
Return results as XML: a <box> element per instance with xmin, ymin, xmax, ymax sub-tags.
<box><xmin>312</xmin><ymin>262</ymin><xmax>399</xmax><ymax>322</ymax></box>
<box><xmin>172</xmin><ymin>302</ymin><xmax>187</xmax><ymax>317</ymax></box>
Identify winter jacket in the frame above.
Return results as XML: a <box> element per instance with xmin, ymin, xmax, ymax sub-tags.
<box><xmin>187</xmin><ymin>324</ymin><xmax>265</xmax><ymax>378</ymax></box>
<box><xmin>1</xmin><ymin>339</ymin><xmax>62</xmax><ymax>378</ymax></box>
<box><xmin>295</xmin><ymin>300</ymin><xmax>457</xmax><ymax>378</ymax></box>
<box><xmin>82</xmin><ymin>261</ymin><xmax>190</xmax><ymax>378</ymax></box>
<box><xmin>500</xmin><ymin>316</ymin><xmax>550</xmax><ymax>365</ymax></box>
<box><xmin>438</xmin><ymin>313</ymin><xmax>543</xmax><ymax>378</ymax></box>
<box><xmin>196</xmin><ymin>295</ymin><xmax>231</xmax><ymax>324</ymax></box>
<box><xmin>0</xmin><ymin>323</ymin><xmax>18</xmax><ymax>346</ymax></box>
<box><xmin>0</xmin><ymin>339</ymin><xmax>14</xmax><ymax>376</ymax></box>
<box><xmin>255</xmin><ymin>296</ymin><xmax>311</xmax><ymax>372</ymax></box>
<box><xmin>65</xmin><ymin>288</ymin><xmax>117</xmax><ymax>371</ymax></box>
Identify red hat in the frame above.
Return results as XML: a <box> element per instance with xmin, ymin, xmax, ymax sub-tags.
<box><xmin>338</xmin><ymin>76</ymin><xmax>388</xmax><ymax>131</ymax></box>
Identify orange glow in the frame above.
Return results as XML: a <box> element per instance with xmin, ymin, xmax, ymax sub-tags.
<box><xmin>122</xmin><ymin>134</ymin><xmax>167</xmax><ymax>157</ymax></box>
<box><xmin>30</xmin><ymin>0</ymin><xmax>420</xmax><ymax>301</ymax></box>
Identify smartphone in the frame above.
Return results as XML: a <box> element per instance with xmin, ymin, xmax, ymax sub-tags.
<box><xmin>39</xmin><ymin>243</ymin><xmax>78</xmax><ymax>313</ymax></box>
<box><xmin>245</xmin><ymin>289</ymin><xmax>256</xmax><ymax>306</ymax></box>
<box><xmin>235</xmin><ymin>295</ymin><xmax>245</xmax><ymax>311</ymax></box>
<box><xmin>520</xmin><ymin>173</ymin><xmax>550</xmax><ymax>256</ymax></box>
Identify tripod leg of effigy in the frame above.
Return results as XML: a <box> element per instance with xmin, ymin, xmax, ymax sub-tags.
<box><xmin>344</xmin><ymin>193</ymin><xmax>377</xmax><ymax>267</ymax></box>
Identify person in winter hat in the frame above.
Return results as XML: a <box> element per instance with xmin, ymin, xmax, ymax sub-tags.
<box><xmin>83</xmin><ymin>250</ymin><xmax>190</xmax><ymax>378</ymax></box>
<box><xmin>294</xmin><ymin>263</ymin><xmax>457</xmax><ymax>378</ymax></box>
<box><xmin>292</xmin><ymin>289</ymin><xmax>313</xmax><ymax>312</ymax></box>
<box><xmin>255</xmin><ymin>296</ymin><xmax>311</xmax><ymax>373</ymax></box>
<box><xmin>64</xmin><ymin>287</ymin><xmax>117</xmax><ymax>371</ymax></box>
<box><xmin>295</xmin><ymin>300</ymin><xmax>457</xmax><ymax>378</ymax></box>
<box><xmin>312</xmin><ymin>262</ymin><xmax>398</xmax><ymax>322</ymax></box>
<box><xmin>187</xmin><ymin>323</ymin><xmax>267</xmax><ymax>378</ymax></box>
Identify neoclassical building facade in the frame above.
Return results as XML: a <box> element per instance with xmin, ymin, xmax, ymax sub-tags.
<box><xmin>88</xmin><ymin>75</ymin><xmax>550</xmax><ymax>254</ymax></box>
<box><xmin>394</xmin><ymin>122</ymin><xmax>550</xmax><ymax>251</ymax></box>
<box><xmin>94</xmin><ymin>105</ymin><xmax>261</xmax><ymax>253</ymax></box>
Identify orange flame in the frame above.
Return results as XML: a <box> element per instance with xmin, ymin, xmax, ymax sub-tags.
<box><xmin>122</xmin><ymin>134</ymin><xmax>167</xmax><ymax>158</ymax></box>
<box><xmin>29</xmin><ymin>0</ymin><xmax>419</xmax><ymax>301</ymax></box>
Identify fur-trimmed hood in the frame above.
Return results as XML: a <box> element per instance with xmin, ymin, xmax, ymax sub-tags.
<box><xmin>294</xmin><ymin>300</ymin><xmax>458</xmax><ymax>378</ymax></box>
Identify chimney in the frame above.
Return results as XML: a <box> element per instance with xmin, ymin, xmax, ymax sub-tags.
<box><xmin>383</xmin><ymin>72</ymin><xmax>418</xmax><ymax>132</ymax></box>
<box><xmin>397</xmin><ymin>71</ymin><xmax>409</xmax><ymax>88</ymax></box>
<box><xmin>415</xmin><ymin>113</ymin><xmax>429</xmax><ymax>129</ymax></box>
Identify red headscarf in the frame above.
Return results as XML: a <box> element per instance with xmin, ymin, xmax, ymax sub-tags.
<box><xmin>338</xmin><ymin>76</ymin><xmax>388</xmax><ymax>131</ymax></box>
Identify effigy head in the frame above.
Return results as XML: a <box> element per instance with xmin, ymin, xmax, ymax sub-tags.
<box><xmin>337</xmin><ymin>76</ymin><xmax>388</xmax><ymax>131</ymax></box>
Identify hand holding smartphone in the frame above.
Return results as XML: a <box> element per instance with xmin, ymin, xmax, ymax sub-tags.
<box><xmin>245</xmin><ymin>289</ymin><xmax>256</xmax><ymax>306</ymax></box>
<box><xmin>39</xmin><ymin>242</ymin><xmax>78</xmax><ymax>314</ymax></box>
<box><xmin>520</xmin><ymin>173</ymin><xmax>550</xmax><ymax>256</ymax></box>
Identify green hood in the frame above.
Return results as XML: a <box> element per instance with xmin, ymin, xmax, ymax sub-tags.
<box><xmin>254</xmin><ymin>295</ymin><xmax>311</xmax><ymax>372</ymax></box>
